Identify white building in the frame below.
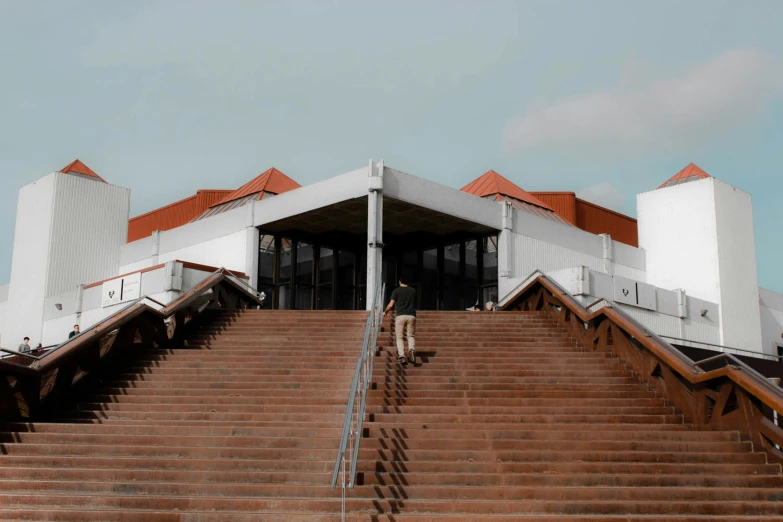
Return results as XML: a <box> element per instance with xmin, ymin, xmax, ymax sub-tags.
<box><xmin>1</xmin><ymin>159</ymin><xmax>781</xmax><ymax>360</ymax></box>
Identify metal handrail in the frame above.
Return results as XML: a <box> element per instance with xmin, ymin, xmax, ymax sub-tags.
<box><xmin>659</xmin><ymin>334</ymin><xmax>783</xmax><ymax>362</ymax></box>
<box><xmin>331</xmin><ymin>277</ymin><xmax>385</xmax><ymax>518</ymax></box>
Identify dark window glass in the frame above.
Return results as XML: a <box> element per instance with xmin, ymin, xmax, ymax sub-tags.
<box><xmin>402</xmin><ymin>251</ymin><xmax>418</xmax><ymax>285</ymax></box>
<box><xmin>421</xmin><ymin>248</ymin><xmax>438</xmax><ymax>310</ymax></box>
<box><xmin>295</xmin><ymin>286</ymin><xmax>313</xmax><ymax>310</ymax></box>
<box><xmin>464</xmin><ymin>240</ymin><xmax>479</xmax><ymax>308</ymax></box>
<box><xmin>482</xmin><ymin>235</ymin><xmax>498</xmax><ymax>286</ymax></box>
<box><xmin>279</xmin><ymin>239</ymin><xmax>292</xmax><ymax>283</ymax></box>
<box><xmin>258</xmin><ymin>235</ymin><xmax>276</xmax><ymax>285</ymax></box>
<box><xmin>278</xmin><ymin>284</ymin><xmax>292</xmax><ymax>309</ymax></box>
<box><xmin>443</xmin><ymin>242</ymin><xmax>462</xmax><ymax>310</ymax></box>
<box><xmin>337</xmin><ymin>251</ymin><xmax>356</xmax><ymax>310</ymax></box>
<box><xmin>319</xmin><ymin>247</ymin><xmax>334</xmax><ymax>285</ymax></box>
<box><xmin>296</xmin><ymin>241</ymin><xmax>314</xmax><ymax>285</ymax></box>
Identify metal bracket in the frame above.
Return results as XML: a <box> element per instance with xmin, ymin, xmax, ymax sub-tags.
<box><xmin>368</xmin><ymin>241</ymin><xmax>384</xmax><ymax>248</ymax></box>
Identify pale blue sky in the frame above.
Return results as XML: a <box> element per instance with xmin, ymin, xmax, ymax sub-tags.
<box><xmin>1</xmin><ymin>1</ymin><xmax>782</xmax><ymax>290</ymax></box>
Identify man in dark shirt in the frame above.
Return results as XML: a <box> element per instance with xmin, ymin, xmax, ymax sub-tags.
<box><xmin>68</xmin><ymin>325</ymin><xmax>80</xmax><ymax>339</ymax></box>
<box><xmin>383</xmin><ymin>278</ymin><xmax>417</xmax><ymax>365</ymax></box>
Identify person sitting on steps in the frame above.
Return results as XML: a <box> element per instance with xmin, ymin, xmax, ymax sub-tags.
<box><xmin>383</xmin><ymin>277</ymin><xmax>417</xmax><ymax>365</ymax></box>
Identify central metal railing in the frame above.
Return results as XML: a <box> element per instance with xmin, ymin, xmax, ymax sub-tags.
<box><xmin>331</xmin><ymin>278</ymin><xmax>385</xmax><ymax>520</ymax></box>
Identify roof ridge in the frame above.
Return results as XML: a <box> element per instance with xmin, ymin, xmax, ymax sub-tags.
<box><xmin>210</xmin><ymin>167</ymin><xmax>301</xmax><ymax>208</ymax></box>
<box><xmin>461</xmin><ymin>169</ymin><xmax>553</xmax><ymax>211</ymax></box>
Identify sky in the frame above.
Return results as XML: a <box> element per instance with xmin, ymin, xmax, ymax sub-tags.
<box><xmin>1</xmin><ymin>1</ymin><xmax>782</xmax><ymax>290</ymax></box>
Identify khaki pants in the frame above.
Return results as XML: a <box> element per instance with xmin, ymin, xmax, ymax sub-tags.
<box><xmin>395</xmin><ymin>315</ymin><xmax>416</xmax><ymax>358</ymax></box>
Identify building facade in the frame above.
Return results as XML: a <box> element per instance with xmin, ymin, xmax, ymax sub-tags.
<box><xmin>1</xmin><ymin>159</ymin><xmax>781</xmax><ymax>360</ymax></box>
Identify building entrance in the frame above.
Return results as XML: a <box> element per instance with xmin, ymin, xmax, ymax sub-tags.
<box><xmin>258</xmin><ymin>231</ymin><xmax>497</xmax><ymax>311</ymax></box>
<box><xmin>258</xmin><ymin>234</ymin><xmax>366</xmax><ymax>310</ymax></box>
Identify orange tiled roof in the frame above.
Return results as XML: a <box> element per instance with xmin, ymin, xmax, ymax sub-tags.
<box><xmin>658</xmin><ymin>163</ymin><xmax>711</xmax><ymax>189</ymax></box>
<box><xmin>211</xmin><ymin>167</ymin><xmax>301</xmax><ymax>207</ymax></box>
<box><xmin>128</xmin><ymin>190</ymin><xmax>233</xmax><ymax>242</ymax></box>
<box><xmin>60</xmin><ymin>159</ymin><xmax>107</xmax><ymax>183</ymax></box>
<box><xmin>461</xmin><ymin>170</ymin><xmax>553</xmax><ymax>211</ymax></box>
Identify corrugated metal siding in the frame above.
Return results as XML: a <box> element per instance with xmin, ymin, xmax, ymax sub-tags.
<box><xmin>575</xmin><ymin>199</ymin><xmax>638</xmax><ymax>247</ymax></box>
<box><xmin>46</xmin><ymin>174</ymin><xmax>131</xmax><ymax>297</ymax></box>
<box><xmin>529</xmin><ymin>192</ymin><xmax>577</xmax><ymax>224</ymax></box>
<box><xmin>158</xmin><ymin>230</ymin><xmax>249</xmax><ymax>275</ymax></box>
<box><xmin>128</xmin><ymin>190</ymin><xmax>232</xmax><ymax>242</ymax></box>
<box><xmin>512</xmin><ymin>233</ymin><xmax>602</xmax><ymax>279</ymax></box>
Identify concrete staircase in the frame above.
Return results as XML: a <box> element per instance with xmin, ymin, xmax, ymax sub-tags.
<box><xmin>348</xmin><ymin>311</ymin><xmax>783</xmax><ymax>520</ymax></box>
<box><xmin>0</xmin><ymin>310</ymin><xmax>367</xmax><ymax>521</ymax></box>
<box><xmin>0</xmin><ymin>309</ymin><xmax>780</xmax><ymax>520</ymax></box>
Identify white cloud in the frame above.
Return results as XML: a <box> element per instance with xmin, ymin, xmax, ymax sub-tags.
<box><xmin>503</xmin><ymin>49</ymin><xmax>783</xmax><ymax>152</ymax></box>
<box><xmin>577</xmin><ymin>182</ymin><xmax>626</xmax><ymax>213</ymax></box>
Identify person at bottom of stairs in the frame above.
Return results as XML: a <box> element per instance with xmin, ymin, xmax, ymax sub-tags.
<box><xmin>383</xmin><ymin>277</ymin><xmax>417</xmax><ymax>365</ymax></box>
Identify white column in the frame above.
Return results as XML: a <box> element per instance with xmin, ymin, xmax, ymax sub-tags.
<box><xmin>497</xmin><ymin>201</ymin><xmax>514</xmax><ymax>299</ymax></box>
<box><xmin>366</xmin><ymin>160</ymin><xmax>384</xmax><ymax>310</ymax></box>
<box><xmin>600</xmin><ymin>234</ymin><xmax>614</xmax><ymax>276</ymax></box>
<box><xmin>245</xmin><ymin>202</ymin><xmax>260</xmax><ymax>289</ymax></box>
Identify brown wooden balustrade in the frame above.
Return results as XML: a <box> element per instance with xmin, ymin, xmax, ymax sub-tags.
<box><xmin>501</xmin><ymin>274</ymin><xmax>783</xmax><ymax>465</ymax></box>
<box><xmin>0</xmin><ymin>269</ymin><xmax>263</xmax><ymax>420</ymax></box>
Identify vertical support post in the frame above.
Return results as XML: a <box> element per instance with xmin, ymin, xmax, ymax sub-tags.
<box><xmin>600</xmin><ymin>234</ymin><xmax>613</xmax><ymax>276</ymax></box>
<box><xmin>150</xmin><ymin>231</ymin><xmax>161</xmax><ymax>265</ymax></box>
<box><xmin>675</xmin><ymin>288</ymin><xmax>688</xmax><ymax>339</ymax></box>
<box><xmin>245</xmin><ymin>202</ymin><xmax>260</xmax><ymax>290</ymax></box>
<box><xmin>366</xmin><ymin>160</ymin><xmax>384</xmax><ymax>310</ymax></box>
<box><xmin>498</xmin><ymin>201</ymin><xmax>513</xmax><ymax>297</ymax></box>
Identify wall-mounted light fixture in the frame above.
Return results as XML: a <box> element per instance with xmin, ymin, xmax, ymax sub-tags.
<box><xmin>700</xmin><ymin>309</ymin><xmax>708</xmax><ymax>317</ymax></box>
<box><xmin>55</xmin><ymin>303</ymin><xmax>62</xmax><ymax>311</ymax></box>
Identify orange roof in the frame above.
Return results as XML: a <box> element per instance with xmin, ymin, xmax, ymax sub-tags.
<box><xmin>128</xmin><ymin>190</ymin><xmax>233</xmax><ymax>242</ymax></box>
<box><xmin>211</xmin><ymin>167</ymin><xmax>301</xmax><ymax>207</ymax></box>
<box><xmin>60</xmin><ymin>159</ymin><xmax>106</xmax><ymax>183</ymax></box>
<box><xmin>658</xmin><ymin>163</ymin><xmax>711</xmax><ymax>189</ymax></box>
<box><xmin>461</xmin><ymin>170</ymin><xmax>553</xmax><ymax>211</ymax></box>
<box><xmin>531</xmin><ymin>191</ymin><xmax>638</xmax><ymax>247</ymax></box>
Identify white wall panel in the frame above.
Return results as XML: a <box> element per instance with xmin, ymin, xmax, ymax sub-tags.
<box><xmin>5</xmin><ymin>174</ymin><xmax>57</xmax><ymax>347</ymax></box>
<box><xmin>42</xmin><ymin>313</ymin><xmax>80</xmax><ymax>346</ymax></box>
<box><xmin>638</xmin><ymin>179</ymin><xmax>720</xmax><ymax>303</ymax></box>
<box><xmin>759</xmin><ymin>304</ymin><xmax>782</xmax><ymax>356</ymax></box>
<box><xmin>713</xmin><ymin>179</ymin><xmax>763</xmax><ymax>352</ymax></box>
<box><xmin>613</xmin><ymin>263</ymin><xmax>647</xmax><ymax>281</ymax></box>
<box><xmin>120</xmin><ymin>236</ymin><xmax>155</xmax><ymax>267</ymax></box>
<box><xmin>0</xmin><ymin>284</ymin><xmax>8</xmax><ymax>303</ymax></box>
<box><xmin>617</xmin><ymin>304</ymin><xmax>721</xmax><ymax>347</ymax></box>
<box><xmin>759</xmin><ymin>288</ymin><xmax>783</xmax><ymax>356</ymax></box>
<box><xmin>46</xmin><ymin>174</ymin><xmax>130</xmax><ymax>297</ymax></box>
<box><xmin>613</xmin><ymin>241</ymin><xmax>646</xmax><ymax>272</ymax></box>
<box><xmin>118</xmin><ymin>259</ymin><xmax>156</xmax><ymax>275</ymax></box>
<box><xmin>512</xmin><ymin>233</ymin><xmax>603</xmax><ymax>279</ymax></box>
<box><xmin>158</xmin><ymin>230</ymin><xmax>249</xmax><ymax>275</ymax></box>
<box><xmin>0</xmin><ymin>302</ymin><xmax>7</xmax><ymax>348</ymax></box>
<box><xmin>384</xmin><ymin>168</ymin><xmax>501</xmax><ymax>230</ymax></box>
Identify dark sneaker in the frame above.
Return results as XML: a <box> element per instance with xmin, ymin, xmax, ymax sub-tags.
<box><xmin>408</xmin><ymin>350</ymin><xmax>416</xmax><ymax>364</ymax></box>
<box><xmin>398</xmin><ymin>356</ymin><xmax>407</xmax><ymax>365</ymax></box>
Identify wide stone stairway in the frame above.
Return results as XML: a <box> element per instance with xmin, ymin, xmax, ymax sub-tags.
<box><xmin>348</xmin><ymin>311</ymin><xmax>783</xmax><ymax>520</ymax></box>
<box><xmin>0</xmin><ymin>310</ymin><xmax>367</xmax><ymax>521</ymax></box>
<box><xmin>0</xmin><ymin>309</ymin><xmax>780</xmax><ymax>520</ymax></box>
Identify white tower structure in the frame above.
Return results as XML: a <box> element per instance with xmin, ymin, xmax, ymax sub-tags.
<box><xmin>637</xmin><ymin>163</ymin><xmax>763</xmax><ymax>353</ymax></box>
<box><xmin>4</xmin><ymin>160</ymin><xmax>130</xmax><ymax>347</ymax></box>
